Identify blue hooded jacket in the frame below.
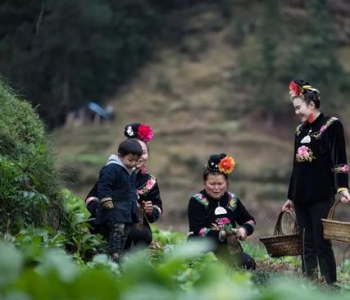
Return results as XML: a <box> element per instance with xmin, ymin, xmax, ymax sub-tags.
<box><xmin>95</xmin><ymin>154</ymin><xmax>140</xmax><ymax>224</ymax></box>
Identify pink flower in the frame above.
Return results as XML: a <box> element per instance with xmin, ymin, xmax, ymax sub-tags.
<box><xmin>137</xmin><ymin>124</ymin><xmax>153</xmax><ymax>142</ymax></box>
<box><xmin>296</xmin><ymin>146</ymin><xmax>315</xmax><ymax>162</ymax></box>
<box><xmin>297</xmin><ymin>146</ymin><xmax>308</xmax><ymax>156</ymax></box>
<box><xmin>217</xmin><ymin>217</ymin><xmax>230</xmax><ymax>226</ymax></box>
<box><xmin>199</xmin><ymin>228</ymin><xmax>207</xmax><ymax>236</ymax></box>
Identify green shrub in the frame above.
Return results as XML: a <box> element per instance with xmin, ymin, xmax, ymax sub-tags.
<box><xmin>0</xmin><ymin>237</ymin><xmax>349</xmax><ymax>299</ymax></box>
<box><xmin>0</xmin><ymin>79</ymin><xmax>63</xmax><ymax>234</ymax></box>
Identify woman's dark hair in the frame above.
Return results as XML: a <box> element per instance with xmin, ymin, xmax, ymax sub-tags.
<box><xmin>291</xmin><ymin>78</ymin><xmax>321</xmax><ymax>109</ymax></box>
<box><xmin>303</xmin><ymin>90</ymin><xmax>321</xmax><ymax>109</ymax></box>
<box><xmin>118</xmin><ymin>138</ymin><xmax>143</xmax><ymax>157</ymax></box>
<box><xmin>202</xmin><ymin>169</ymin><xmax>228</xmax><ymax>181</ymax></box>
<box><xmin>202</xmin><ymin>153</ymin><xmax>233</xmax><ymax>181</ymax></box>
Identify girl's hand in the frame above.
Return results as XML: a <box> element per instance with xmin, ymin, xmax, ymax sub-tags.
<box><xmin>237</xmin><ymin>227</ymin><xmax>247</xmax><ymax>241</ymax></box>
<box><xmin>340</xmin><ymin>190</ymin><xmax>350</xmax><ymax>204</ymax></box>
<box><xmin>142</xmin><ymin>201</ymin><xmax>154</xmax><ymax>215</ymax></box>
<box><xmin>282</xmin><ymin>199</ymin><xmax>294</xmax><ymax>213</ymax></box>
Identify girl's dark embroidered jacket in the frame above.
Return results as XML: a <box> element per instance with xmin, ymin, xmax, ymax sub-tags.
<box><xmin>188</xmin><ymin>190</ymin><xmax>256</xmax><ymax>242</ymax></box>
<box><xmin>136</xmin><ymin>170</ymin><xmax>163</xmax><ymax>225</ymax></box>
<box><xmin>288</xmin><ymin>113</ymin><xmax>349</xmax><ymax>203</ymax></box>
<box><xmin>95</xmin><ymin>155</ymin><xmax>139</xmax><ymax>225</ymax></box>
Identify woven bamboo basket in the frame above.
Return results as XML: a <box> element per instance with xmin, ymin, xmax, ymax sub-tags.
<box><xmin>322</xmin><ymin>199</ymin><xmax>350</xmax><ymax>243</ymax></box>
<box><xmin>260</xmin><ymin>211</ymin><xmax>302</xmax><ymax>258</ymax></box>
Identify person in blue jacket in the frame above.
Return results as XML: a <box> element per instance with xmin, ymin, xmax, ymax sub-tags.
<box><xmin>85</xmin><ymin>123</ymin><xmax>163</xmax><ymax>250</ymax></box>
<box><xmin>95</xmin><ymin>138</ymin><xmax>142</xmax><ymax>263</ymax></box>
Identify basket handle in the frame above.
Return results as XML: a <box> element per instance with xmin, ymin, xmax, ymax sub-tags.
<box><xmin>326</xmin><ymin>199</ymin><xmax>341</xmax><ymax>220</ymax></box>
<box><xmin>273</xmin><ymin>211</ymin><xmax>298</xmax><ymax>236</ymax></box>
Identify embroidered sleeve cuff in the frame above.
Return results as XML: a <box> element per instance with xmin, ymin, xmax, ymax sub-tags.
<box><xmin>151</xmin><ymin>205</ymin><xmax>162</xmax><ymax>221</ymax></box>
<box><xmin>100</xmin><ymin>197</ymin><xmax>112</xmax><ymax>203</ymax></box>
<box><xmin>243</xmin><ymin>220</ymin><xmax>256</xmax><ymax>235</ymax></box>
<box><xmin>153</xmin><ymin>205</ymin><xmax>162</xmax><ymax>215</ymax></box>
<box><xmin>337</xmin><ymin>187</ymin><xmax>349</xmax><ymax>194</ymax></box>
<box><xmin>85</xmin><ymin>196</ymin><xmax>99</xmax><ymax>205</ymax></box>
<box><xmin>332</xmin><ymin>164</ymin><xmax>349</xmax><ymax>173</ymax></box>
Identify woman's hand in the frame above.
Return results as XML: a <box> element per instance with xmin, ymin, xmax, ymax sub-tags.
<box><xmin>340</xmin><ymin>190</ymin><xmax>350</xmax><ymax>204</ymax></box>
<box><xmin>218</xmin><ymin>230</ymin><xmax>226</xmax><ymax>241</ymax></box>
<box><xmin>282</xmin><ymin>199</ymin><xmax>294</xmax><ymax>214</ymax></box>
<box><xmin>237</xmin><ymin>227</ymin><xmax>247</xmax><ymax>241</ymax></box>
<box><xmin>142</xmin><ymin>201</ymin><xmax>154</xmax><ymax>215</ymax></box>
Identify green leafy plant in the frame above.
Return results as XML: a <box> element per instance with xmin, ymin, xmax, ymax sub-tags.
<box><xmin>59</xmin><ymin>189</ymin><xmax>106</xmax><ymax>261</ymax></box>
<box><xmin>0</xmin><ymin>158</ymin><xmax>50</xmax><ymax>233</ymax></box>
<box><xmin>0</xmin><ymin>80</ymin><xmax>63</xmax><ymax>234</ymax></box>
<box><xmin>1</xmin><ymin>236</ymin><xmax>349</xmax><ymax>300</ymax></box>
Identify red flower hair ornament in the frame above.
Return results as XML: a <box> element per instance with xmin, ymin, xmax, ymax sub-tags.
<box><xmin>289</xmin><ymin>81</ymin><xmax>313</xmax><ymax>98</ymax></box>
<box><xmin>218</xmin><ymin>156</ymin><xmax>235</xmax><ymax>174</ymax></box>
<box><xmin>124</xmin><ymin>123</ymin><xmax>154</xmax><ymax>142</ymax></box>
<box><xmin>137</xmin><ymin>124</ymin><xmax>153</xmax><ymax>142</ymax></box>
<box><xmin>207</xmin><ymin>153</ymin><xmax>235</xmax><ymax>175</ymax></box>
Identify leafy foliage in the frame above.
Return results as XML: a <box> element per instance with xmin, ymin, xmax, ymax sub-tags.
<box><xmin>0</xmin><ymin>79</ymin><xmax>63</xmax><ymax>234</ymax></box>
<box><xmin>0</xmin><ymin>229</ymin><xmax>349</xmax><ymax>299</ymax></box>
<box><xmin>0</xmin><ymin>189</ymin><xmax>349</xmax><ymax>298</ymax></box>
<box><xmin>59</xmin><ymin>189</ymin><xmax>106</xmax><ymax>261</ymax></box>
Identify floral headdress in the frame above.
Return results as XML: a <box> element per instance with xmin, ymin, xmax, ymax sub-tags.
<box><xmin>207</xmin><ymin>153</ymin><xmax>235</xmax><ymax>175</ymax></box>
<box><xmin>124</xmin><ymin>123</ymin><xmax>154</xmax><ymax>142</ymax></box>
<box><xmin>289</xmin><ymin>79</ymin><xmax>319</xmax><ymax>98</ymax></box>
<box><xmin>289</xmin><ymin>81</ymin><xmax>312</xmax><ymax>97</ymax></box>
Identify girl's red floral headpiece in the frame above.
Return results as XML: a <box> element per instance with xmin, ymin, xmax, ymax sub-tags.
<box><xmin>289</xmin><ymin>81</ymin><xmax>312</xmax><ymax>98</ymax></box>
<box><xmin>124</xmin><ymin>123</ymin><xmax>154</xmax><ymax>142</ymax></box>
<box><xmin>207</xmin><ymin>153</ymin><xmax>235</xmax><ymax>175</ymax></box>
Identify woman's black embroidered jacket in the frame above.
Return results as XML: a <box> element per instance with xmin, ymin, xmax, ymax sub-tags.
<box><xmin>288</xmin><ymin>113</ymin><xmax>349</xmax><ymax>203</ymax></box>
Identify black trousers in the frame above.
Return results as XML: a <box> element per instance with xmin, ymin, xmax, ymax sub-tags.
<box><xmin>124</xmin><ymin>224</ymin><xmax>153</xmax><ymax>250</ymax></box>
<box><xmin>294</xmin><ymin>200</ymin><xmax>337</xmax><ymax>284</ymax></box>
<box><xmin>92</xmin><ymin>222</ymin><xmax>152</xmax><ymax>251</ymax></box>
<box><xmin>106</xmin><ymin>222</ymin><xmax>131</xmax><ymax>260</ymax></box>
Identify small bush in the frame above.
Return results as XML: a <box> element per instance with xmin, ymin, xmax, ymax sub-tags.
<box><xmin>0</xmin><ymin>79</ymin><xmax>63</xmax><ymax>234</ymax></box>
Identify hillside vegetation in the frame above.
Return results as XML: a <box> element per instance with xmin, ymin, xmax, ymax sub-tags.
<box><xmin>0</xmin><ymin>81</ymin><xmax>63</xmax><ymax>233</ymax></box>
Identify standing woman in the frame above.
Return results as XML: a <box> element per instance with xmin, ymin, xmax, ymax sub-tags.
<box><xmin>282</xmin><ymin>79</ymin><xmax>350</xmax><ymax>284</ymax></box>
<box><xmin>187</xmin><ymin>153</ymin><xmax>256</xmax><ymax>270</ymax></box>
<box><xmin>85</xmin><ymin>123</ymin><xmax>163</xmax><ymax>249</ymax></box>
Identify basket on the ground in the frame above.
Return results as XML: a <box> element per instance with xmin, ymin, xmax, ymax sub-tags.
<box><xmin>260</xmin><ymin>211</ymin><xmax>302</xmax><ymax>258</ymax></box>
<box><xmin>322</xmin><ymin>199</ymin><xmax>350</xmax><ymax>243</ymax></box>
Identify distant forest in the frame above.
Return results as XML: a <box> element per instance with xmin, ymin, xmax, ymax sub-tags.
<box><xmin>1</xmin><ymin>0</ymin><xmax>350</xmax><ymax>129</ymax></box>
